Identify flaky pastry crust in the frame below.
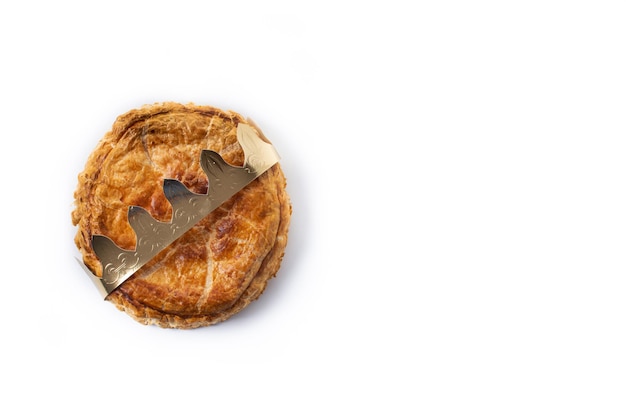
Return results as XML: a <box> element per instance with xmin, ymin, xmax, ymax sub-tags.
<box><xmin>72</xmin><ymin>103</ymin><xmax>291</xmax><ymax>329</ymax></box>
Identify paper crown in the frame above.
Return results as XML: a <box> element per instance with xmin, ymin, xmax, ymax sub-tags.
<box><xmin>77</xmin><ymin>123</ymin><xmax>280</xmax><ymax>298</ymax></box>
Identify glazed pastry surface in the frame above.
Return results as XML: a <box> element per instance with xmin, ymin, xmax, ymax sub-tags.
<box><xmin>72</xmin><ymin>103</ymin><xmax>291</xmax><ymax>328</ymax></box>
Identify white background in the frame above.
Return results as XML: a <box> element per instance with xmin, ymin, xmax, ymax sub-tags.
<box><xmin>1</xmin><ymin>1</ymin><xmax>625</xmax><ymax>415</ymax></box>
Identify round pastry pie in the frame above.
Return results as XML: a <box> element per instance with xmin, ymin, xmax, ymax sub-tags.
<box><xmin>72</xmin><ymin>102</ymin><xmax>291</xmax><ymax>329</ymax></box>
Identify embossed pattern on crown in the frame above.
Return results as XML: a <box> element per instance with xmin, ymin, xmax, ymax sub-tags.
<box><xmin>78</xmin><ymin>124</ymin><xmax>280</xmax><ymax>298</ymax></box>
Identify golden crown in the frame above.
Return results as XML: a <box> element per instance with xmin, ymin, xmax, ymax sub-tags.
<box><xmin>77</xmin><ymin>123</ymin><xmax>280</xmax><ymax>298</ymax></box>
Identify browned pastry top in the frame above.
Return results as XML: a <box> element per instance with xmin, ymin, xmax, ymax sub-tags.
<box><xmin>72</xmin><ymin>103</ymin><xmax>291</xmax><ymax>328</ymax></box>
